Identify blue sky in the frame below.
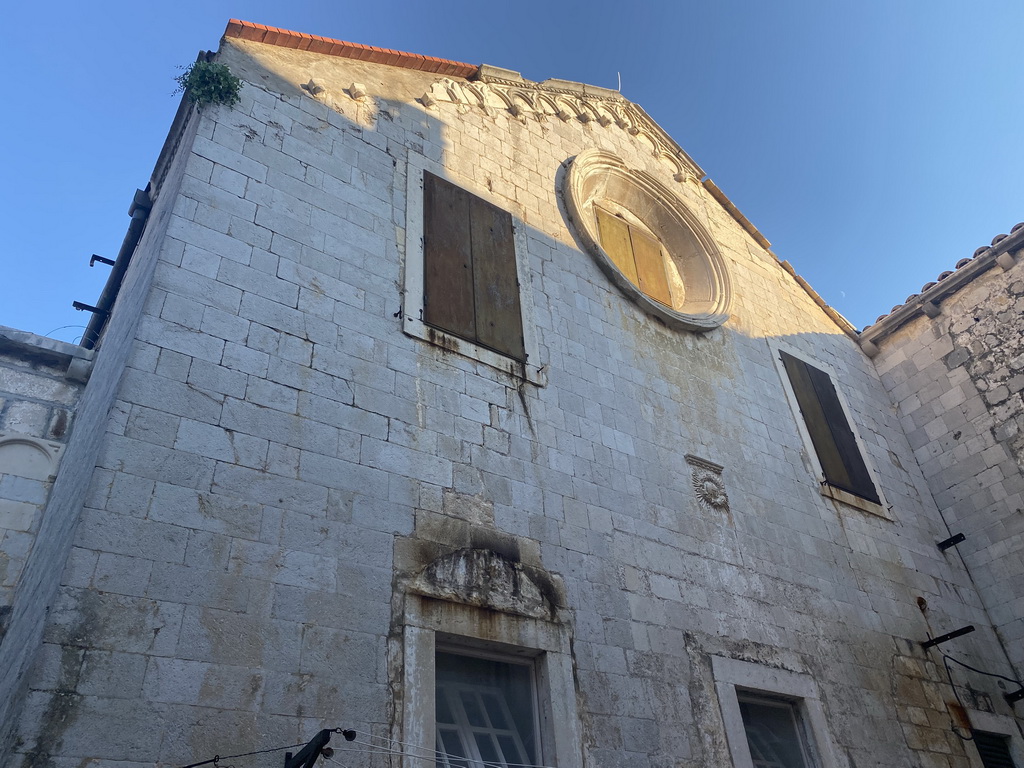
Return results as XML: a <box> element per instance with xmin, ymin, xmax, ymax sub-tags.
<box><xmin>2</xmin><ymin>1</ymin><xmax>1021</xmax><ymax>341</ymax></box>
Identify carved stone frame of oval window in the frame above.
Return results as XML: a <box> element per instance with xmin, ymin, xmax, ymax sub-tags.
<box><xmin>564</xmin><ymin>149</ymin><xmax>732</xmax><ymax>332</ymax></box>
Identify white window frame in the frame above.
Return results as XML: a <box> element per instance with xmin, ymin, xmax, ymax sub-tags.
<box><xmin>402</xmin><ymin>595</ymin><xmax>581</xmax><ymax>768</ymax></box>
<box><xmin>964</xmin><ymin>708</ymin><xmax>1024</xmax><ymax>768</ymax></box>
<box><xmin>712</xmin><ymin>656</ymin><xmax>841</xmax><ymax>768</ymax></box>
<box><xmin>434</xmin><ymin>647</ymin><xmax>540</xmax><ymax>768</ymax></box>
<box><xmin>402</xmin><ymin>153</ymin><xmax>545</xmax><ymax>385</ymax></box>
<box><xmin>736</xmin><ymin>692</ymin><xmax>816</xmax><ymax>768</ymax></box>
<box><xmin>768</xmin><ymin>340</ymin><xmax>890</xmax><ymax>519</ymax></box>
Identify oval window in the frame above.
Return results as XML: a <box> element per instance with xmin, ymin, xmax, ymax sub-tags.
<box><xmin>564</xmin><ymin>149</ymin><xmax>731</xmax><ymax>332</ymax></box>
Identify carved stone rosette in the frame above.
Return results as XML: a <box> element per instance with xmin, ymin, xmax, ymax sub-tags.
<box><xmin>685</xmin><ymin>454</ymin><xmax>729</xmax><ymax>513</ymax></box>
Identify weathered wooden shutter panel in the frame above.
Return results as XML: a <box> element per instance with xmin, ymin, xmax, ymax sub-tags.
<box><xmin>423</xmin><ymin>172</ymin><xmax>476</xmax><ymax>341</ymax></box>
<box><xmin>782</xmin><ymin>352</ymin><xmax>849</xmax><ymax>488</ymax></box>
<box><xmin>470</xmin><ymin>194</ymin><xmax>526</xmax><ymax>361</ymax></box>
<box><xmin>972</xmin><ymin>732</ymin><xmax>1016</xmax><ymax>768</ymax></box>
<box><xmin>595</xmin><ymin>207</ymin><xmax>639</xmax><ymax>285</ymax></box>
<box><xmin>630</xmin><ymin>226</ymin><xmax>672</xmax><ymax>306</ymax></box>
<box><xmin>804</xmin><ymin>363</ymin><xmax>879</xmax><ymax>502</ymax></box>
<box><xmin>781</xmin><ymin>352</ymin><xmax>880</xmax><ymax>503</ymax></box>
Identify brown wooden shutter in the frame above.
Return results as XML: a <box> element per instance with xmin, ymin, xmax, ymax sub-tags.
<box><xmin>423</xmin><ymin>171</ymin><xmax>525</xmax><ymax>362</ymax></box>
<box><xmin>595</xmin><ymin>206</ymin><xmax>639</xmax><ymax>285</ymax></box>
<box><xmin>781</xmin><ymin>351</ymin><xmax>880</xmax><ymax>503</ymax></box>
<box><xmin>630</xmin><ymin>226</ymin><xmax>672</xmax><ymax>306</ymax></box>
<box><xmin>470</xmin><ymin>194</ymin><xmax>526</xmax><ymax>361</ymax></box>
<box><xmin>423</xmin><ymin>172</ymin><xmax>476</xmax><ymax>341</ymax></box>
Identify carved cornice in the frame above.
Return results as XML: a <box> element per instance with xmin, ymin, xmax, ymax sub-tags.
<box><xmin>684</xmin><ymin>454</ymin><xmax>722</xmax><ymax>474</ymax></box>
<box><xmin>420</xmin><ymin>75</ymin><xmax>704</xmax><ymax>184</ymax></box>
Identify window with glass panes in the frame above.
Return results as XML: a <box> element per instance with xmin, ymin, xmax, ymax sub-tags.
<box><xmin>738</xmin><ymin>694</ymin><xmax>815</xmax><ymax>768</ymax></box>
<box><xmin>435</xmin><ymin>651</ymin><xmax>538</xmax><ymax>768</ymax></box>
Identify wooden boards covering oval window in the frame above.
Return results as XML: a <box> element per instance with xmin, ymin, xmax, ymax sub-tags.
<box><xmin>594</xmin><ymin>205</ymin><xmax>672</xmax><ymax>308</ymax></box>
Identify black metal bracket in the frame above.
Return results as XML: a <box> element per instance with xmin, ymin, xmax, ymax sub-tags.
<box><xmin>921</xmin><ymin>625</ymin><xmax>975</xmax><ymax>650</ymax></box>
<box><xmin>284</xmin><ymin>730</ymin><xmax>331</xmax><ymax>768</ymax></box>
<box><xmin>937</xmin><ymin>533</ymin><xmax>966</xmax><ymax>551</ymax></box>
<box><xmin>72</xmin><ymin>301</ymin><xmax>108</xmax><ymax>316</ymax></box>
<box><xmin>90</xmin><ymin>254</ymin><xmax>116</xmax><ymax>267</ymax></box>
<box><xmin>284</xmin><ymin>729</ymin><xmax>355</xmax><ymax>768</ymax></box>
<box><xmin>1005</xmin><ymin>688</ymin><xmax>1024</xmax><ymax>707</ymax></box>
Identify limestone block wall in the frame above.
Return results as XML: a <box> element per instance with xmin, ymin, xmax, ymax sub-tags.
<box><xmin>0</xmin><ymin>97</ymin><xmax>200</xmax><ymax>756</ymax></box>
<box><xmin>11</xmin><ymin>33</ymin><xmax>1018</xmax><ymax>768</ymax></box>
<box><xmin>873</xmin><ymin>253</ymin><xmax>1024</xmax><ymax>679</ymax></box>
<box><xmin>0</xmin><ymin>330</ymin><xmax>85</xmax><ymax>633</ymax></box>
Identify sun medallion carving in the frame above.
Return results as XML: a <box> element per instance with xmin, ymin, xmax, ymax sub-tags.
<box><xmin>685</xmin><ymin>454</ymin><xmax>729</xmax><ymax>513</ymax></box>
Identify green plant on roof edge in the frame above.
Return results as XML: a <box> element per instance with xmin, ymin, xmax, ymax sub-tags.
<box><xmin>175</xmin><ymin>61</ymin><xmax>242</xmax><ymax>109</ymax></box>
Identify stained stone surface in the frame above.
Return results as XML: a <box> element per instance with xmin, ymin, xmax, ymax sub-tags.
<box><xmin>0</xmin><ymin>29</ymin><xmax>1019</xmax><ymax>768</ymax></box>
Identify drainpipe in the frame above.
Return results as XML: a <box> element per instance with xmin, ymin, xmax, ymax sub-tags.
<box><xmin>78</xmin><ymin>187</ymin><xmax>152</xmax><ymax>350</ymax></box>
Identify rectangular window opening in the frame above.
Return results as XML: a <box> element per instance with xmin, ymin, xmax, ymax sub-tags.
<box><xmin>423</xmin><ymin>171</ymin><xmax>526</xmax><ymax>363</ymax></box>
<box><xmin>973</xmin><ymin>730</ymin><xmax>1017</xmax><ymax>768</ymax></box>
<box><xmin>737</xmin><ymin>693</ymin><xmax>815</xmax><ymax>768</ymax></box>
<box><xmin>435</xmin><ymin>650</ymin><xmax>540</xmax><ymax>768</ymax></box>
<box><xmin>779</xmin><ymin>350</ymin><xmax>880</xmax><ymax>504</ymax></box>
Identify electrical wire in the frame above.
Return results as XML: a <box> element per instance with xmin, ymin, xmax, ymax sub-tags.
<box><xmin>942</xmin><ymin>652</ymin><xmax>1023</xmax><ymax>687</ymax></box>
<box><xmin>345</xmin><ymin>731</ymin><xmax>558</xmax><ymax>768</ymax></box>
<box><xmin>942</xmin><ymin>654</ymin><xmax>975</xmax><ymax>742</ymax></box>
<box><xmin>178</xmin><ymin>741</ymin><xmax>308</xmax><ymax>768</ymax></box>
<box><xmin>938</xmin><ymin>651</ymin><xmax>1024</xmax><ymax>742</ymax></box>
<box><xmin>352</xmin><ymin>729</ymin><xmax>516</xmax><ymax>765</ymax></box>
<box><xmin>340</xmin><ymin>738</ymin><xmax>493</xmax><ymax>767</ymax></box>
<box><xmin>43</xmin><ymin>324</ymin><xmax>87</xmax><ymax>340</ymax></box>
<box><xmin>337</xmin><ymin>742</ymin><xmax>556</xmax><ymax>768</ymax></box>
<box><xmin>178</xmin><ymin>728</ymin><xmax>350</xmax><ymax>768</ymax></box>
<box><xmin>321</xmin><ymin>752</ymin><xmax>351</xmax><ymax>768</ymax></box>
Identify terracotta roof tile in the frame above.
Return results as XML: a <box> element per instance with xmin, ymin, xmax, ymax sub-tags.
<box><xmin>223</xmin><ymin>19</ymin><xmax>478</xmax><ymax>79</ymax></box>
<box><xmin>863</xmin><ymin>221</ymin><xmax>1024</xmax><ymax>331</ymax></box>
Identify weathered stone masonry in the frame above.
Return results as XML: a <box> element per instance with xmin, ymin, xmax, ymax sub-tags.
<box><xmin>0</xmin><ymin>329</ymin><xmax>88</xmax><ymax>634</ymax></box>
<box><xmin>1</xmin><ymin>19</ymin><xmax>1021</xmax><ymax>768</ymax></box>
<box><xmin>869</xmin><ymin>231</ymin><xmax>1024</xmax><ymax>681</ymax></box>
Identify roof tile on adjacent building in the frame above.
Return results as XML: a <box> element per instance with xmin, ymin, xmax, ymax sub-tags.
<box><xmin>859</xmin><ymin>222</ymin><xmax>1024</xmax><ymax>350</ymax></box>
<box><xmin>870</xmin><ymin>222</ymin><xmax>1024</xmax><ymax>326</ymax></box>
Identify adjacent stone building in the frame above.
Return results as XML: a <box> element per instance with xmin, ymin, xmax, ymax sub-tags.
<box><xmin>0</xmin><ymin>19</ymin><xmax>1021</xmax><ymax>768</ymax></box>
<box><xmin>864</xmin><ymin>231</ymin><xmax>1024</xmax><ymax>685</ymax></box>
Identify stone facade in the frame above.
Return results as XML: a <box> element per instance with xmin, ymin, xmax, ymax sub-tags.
<box><xmin>871</xmin><ymin>241</ymin><xmax>1024</xmax><ymax>681</ymax></box>
<box><xmin>1</xmin><ymin>20</ymin><xmax>1021</xmax><ymax>768</ymax></box>
<box><xmin>0</xmin><ymin>329</ymin><xmax>88</xmax><ymax>635</ymax></box>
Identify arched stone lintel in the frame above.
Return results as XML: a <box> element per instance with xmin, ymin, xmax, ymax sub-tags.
<box><xmin>409</xmin><ymin>548</ymin><xmax>560</xmax><ymax>621</ymax></box>
<box><xmin>0</xmin><ymin>433</ymin><xmax>63</xmax><ymax>480</ymax></box>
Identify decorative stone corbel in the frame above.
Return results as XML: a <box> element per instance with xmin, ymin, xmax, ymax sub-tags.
<box><xmin>996</xmin><ymin>251</ymin><xmax>1017</xmax><ymax>271</ymax></box>
<box><xmin>301</xmin><ymin>79</ymin><xmax>325</xmax><ymax>97</ymax></box>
